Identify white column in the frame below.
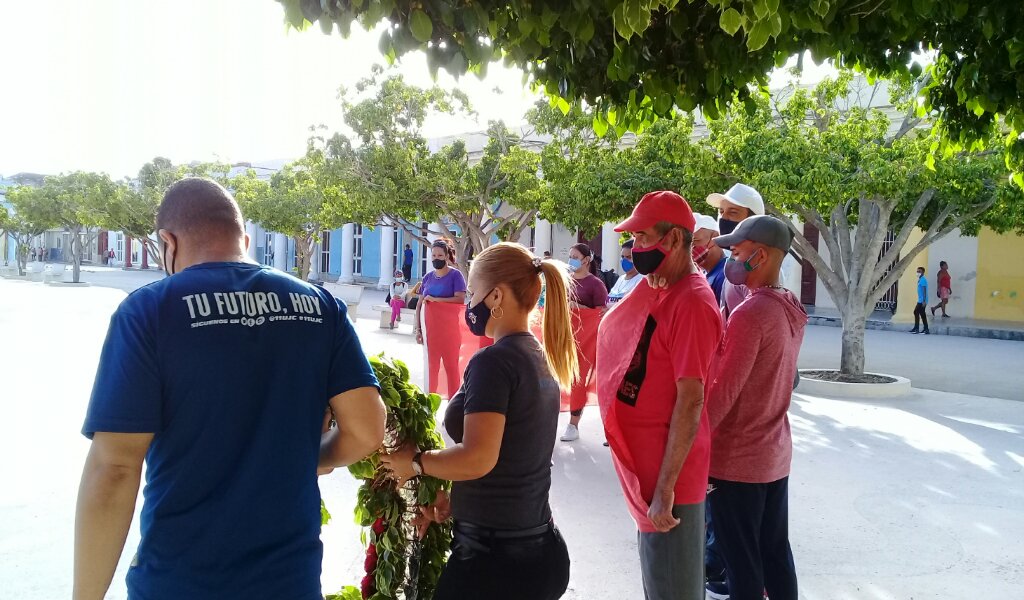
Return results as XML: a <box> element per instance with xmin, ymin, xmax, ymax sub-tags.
<box><xmin>378</xmin><ymin>224</ymin><xmax>395</xmax><ymax>289</ymax></box>
<box><xmin>245</xmin><ymin>221</ymin><xmax>258</xmax><ymax>260</ymax></box>
<box><xmin>308</xmin><ymin>240</ymin><xmax>320</xmax><ymax>281</ymax></box>
<box><xmin>602</xmin><ymin>222</ymin><xmax>620</xmax><ymax>274</ymax></box>
<box><xmin>533</xmin><ymin>218</ymin><xmax>552</xmax><ymax>257</ymax></box>
<box><xmin>340</xmin><ymin>224</ymin><xmax>355</xmax><ymax>283</ymax></box>
<box><xmin>273</xmin><ymin>233</ymin><xmax>288</xmax><ymax>271</ymax></box>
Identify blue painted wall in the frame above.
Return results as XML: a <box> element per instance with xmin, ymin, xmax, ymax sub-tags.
<box><xmin>328</xmin><ymin>227</ymin><xmax>343</xmax><ymax>276</ymax></box>
<box><xmin>360</xmin><ymin>227</ymin><xmax>382</xmax><ymax>279</ymax></box>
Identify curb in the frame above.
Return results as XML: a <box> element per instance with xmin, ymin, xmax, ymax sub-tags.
<box><xmin>807</xmin><ymin>315</ymin><xmax>1024</xmax><ymax>342</ymax></box>
<box><xmin>797</xmin><ymin>370</ymin><xmax>912</xmax><ymax>398</ymax></box>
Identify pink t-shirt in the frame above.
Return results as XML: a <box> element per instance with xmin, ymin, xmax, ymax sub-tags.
<box><xmin>708</xmin><ymin>288</ymin><xmax>807</xmax><ymax>483</ymax></box>
<box><xmin>615</xmin><ymin>274</ymin><xmax>723</xmax><ymax>506</ymax></box>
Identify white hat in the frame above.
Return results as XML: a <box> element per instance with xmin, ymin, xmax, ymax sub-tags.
<box><xmin>692</xmin><ymin>213</ymin><xmax>720</xmax><ymax>234</ymax></box>
<box><xmin>706</xmin><ymin>183</ymin><xmax>765</xmax><ymax>216</ymax></box>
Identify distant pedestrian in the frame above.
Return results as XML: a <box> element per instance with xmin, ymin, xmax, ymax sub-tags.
<box><xmin>911</xmin><ymin>266</ymin><xmax>930</xmax><ymax>335</ymax></box>
<box><xmin>607</xmin><ymin>240</ymin><xmax>642</xmax><ymax>305</ymax></box>
<box><xmin>691</xmin><ymin>214</ymin><xmax>726</xmax><ymax>304</ymax></box>
<box><xmin>931</xmin><ymin>261</ymin><xmax>952</xmax><ymax>318</ymax></box>
<box><xmin>414</xmin><ymin>237</ymin><xmax>468</xmax><ymax>396</ymax></box>
<box><xmin>403</xmin><ymin>243</ymin><xmax>414</xmax><ymax>282</ymax></box>
<box><xmin>543</xmin><ymin>250</ymin><xmax>552</xmax><ymax>259</ymax></box>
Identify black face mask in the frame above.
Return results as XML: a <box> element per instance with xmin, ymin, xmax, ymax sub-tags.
<box><xmin>161</xmin><ymin>236</ymin><xmax>176</xmax><ymax>277</ymax></box>
<box><xmin>432</xmin><ymin>258</ymin><xmax>447</xmax><ymax>270</ymax></box>
<box><xmin>464</xmin><ymin>291</ymin><xmax>494</xmax><ymax>337</ymax></box>
<box><xmin>718</xmin><ymin>218</ymin><xmax>740</xmax><ymax>236</ymax></box>
<box><xmin>630</xmin><ymin>238</ymin><xmax>671</xmax><ymax>275</ymax></box>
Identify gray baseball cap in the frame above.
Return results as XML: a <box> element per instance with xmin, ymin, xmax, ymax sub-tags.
<box><xmin>713</xmin><ymin>215</ymin><xmax>793</xmax><ymax>252</ymax></box>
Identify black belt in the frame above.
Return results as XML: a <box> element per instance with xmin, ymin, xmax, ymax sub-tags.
<box><xmin>454</xmin><ymin>519</ymin><xmax>554</xmax><ymax>539</ymax></box>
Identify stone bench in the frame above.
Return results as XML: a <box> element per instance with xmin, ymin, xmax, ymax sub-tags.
<box><xmin>372</xmin><ymin>303</ymin><xmax>416</xmax><ymax>331</ymax></box>
<box><xmin>321</xmin><ymin>282</ymin><xmax>363</xmax><ymax>315</ymax></box>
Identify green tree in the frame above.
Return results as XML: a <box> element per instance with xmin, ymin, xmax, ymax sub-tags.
<box><xmin>279</xmin><ymin>0</ymin><xmax>1024</xmax><ymax>185</ymax></box>
<box><xmin>322</xmin><ymin>71</ymin><xmax>547</xmax><ymax>268</ymax></box>
<box><xmin>234</xmin><ymin>161</ymin><xmax>345</xmax><ymax>281</ymax></box>
<box><xmin>0</xmin><ymin>204</ymin><xmax>49</xmax><ymax>276</ymax></box>
<box><xmin>8</xmin><ymin>172</ymin><xmax>117</xmax><ymax>283</ymax></box>
<box><xmin>103</xmin><ymin>157</ymin><xmax>180</xmax><ymax>270</ymax></box>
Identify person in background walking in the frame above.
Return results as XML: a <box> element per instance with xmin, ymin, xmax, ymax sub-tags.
<box><xmin>402</xmin><ymin>243</ymin><xmax>414</xmax><ymax>282</ymax></box>
<box><xmin>931</xmin><ymin>261</ymin><xmax>952</xmax><ymax>318</ymax></box>
<box><xmin>607</xmin><ymin>240</ymin><xmax>643</xmax><ymax>305</ymax></box>
<box><xmin>911</xmin><ymin>266</ymin><xmax>930</xmax><ymax>334</ymax></box>
<box><xmin>389</xmin><ymin>269</ymin><xmax>408</xmax><ymax>329</ymax></box>
<box><xmin>561</xmin><ymin>242</ymin><xmax>608</xmax><ymax>442</ymax></box>
<box><xmin>382</xmin><ymin>242</ymin><xmax>578</xmax><ymax>600</ymax></box>
<box><xmin>707</xmin><ymin>215</ymin><xmax>807</xmax><ymax>600</ymax></box>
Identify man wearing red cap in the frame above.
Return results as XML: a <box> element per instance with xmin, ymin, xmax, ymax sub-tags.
<box><xmin>596</xmin><ymin>191</ymin><xmax>724</xmax><ymax>600</ymax></box>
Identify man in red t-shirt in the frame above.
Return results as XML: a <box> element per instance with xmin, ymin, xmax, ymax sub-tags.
<box><xmin>596</xmin><ymin>191</ymin><xmax>723</xmax><ymax>600</ymax></box>
<box><xmin>707</xmin><ymin>215</ymin><xmax>807</xmax><ymax>600</ymax></box>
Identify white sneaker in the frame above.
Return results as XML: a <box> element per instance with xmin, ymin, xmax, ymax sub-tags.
<box><xmin>560</xmin><ymin>424</ymin><xmax>579</xmax><ymax>442</ymax></box>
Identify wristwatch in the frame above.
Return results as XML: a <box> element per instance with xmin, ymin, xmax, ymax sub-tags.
<box><xmin>411</xmin><ymin>452</ymin><xmax>424</xmax><ymax>476</ymax></box>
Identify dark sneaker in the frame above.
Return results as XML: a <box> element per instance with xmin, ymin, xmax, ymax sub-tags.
<box><xmin>923</xmin><ymin>330</ymin><xmax>930</xmax><ymax>335</ymax></box>
<box><xmin>706</xmin><ymin>580</ymin><xmax>730</xmax><ymax>600</ymax></box>
<box><xmin>909</xmin><ymin>329</ymin><xmax>920</xmax><ymax>334</ymax></box>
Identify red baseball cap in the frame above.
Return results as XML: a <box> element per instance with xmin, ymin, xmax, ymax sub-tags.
<box><xmin>614</xmin><ymin>190</ymin><xmax>696</xmax><ymax>233</ymax></box>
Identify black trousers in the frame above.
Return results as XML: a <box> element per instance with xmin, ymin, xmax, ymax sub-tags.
<box><xmin>913</xmin><ymin>302</ymin><xmax>929</xmax><ymax>331</ymax></box>
<box><xmin>434</xmin><ymin>522</ymin><xmax>570</xmax><ymax>600</ymax></box>
<box><xmin>707</xmin><ymin>477</ymin><xmax>797</xmax><ymax>600</ymax></box>
<box><xmin>402</xmin><ymin>263</ymin><xmax>412</xmax><ymax>282</ymax></box>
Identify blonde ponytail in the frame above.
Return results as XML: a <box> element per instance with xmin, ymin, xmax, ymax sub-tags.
<box><xmin>468</xmin><ymin>242</ymin><xmax>580</xmax><ymax>389</ymax></box>
<box><xmin>538</xmin><ymin>260</ymin><xmax>579</xmax><ymax>389</ymax></box>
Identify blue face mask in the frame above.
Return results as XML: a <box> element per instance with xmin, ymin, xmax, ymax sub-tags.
<box><xmin>621</xmin><ymin>258</ymin><xmax>634</xmax><ymax>272</ymax></box>
<box><xmin>567</xmin><ymin>257</ymin><xmax>583</xmax><ymax>272</ymax></box>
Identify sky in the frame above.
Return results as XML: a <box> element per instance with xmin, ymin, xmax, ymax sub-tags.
<box><xmin>0</xmin><ymin>1</ymin><xmax>833</xmax><ymax>180</ymax></box>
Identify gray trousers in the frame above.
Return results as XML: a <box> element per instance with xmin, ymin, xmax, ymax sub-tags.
<box><xmin>638</xmin><ymin>502</ymin><xmax>705</xmax><ymax>600</ymax></box>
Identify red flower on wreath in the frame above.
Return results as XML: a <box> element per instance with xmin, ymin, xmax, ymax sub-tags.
<box><xmin>372</xmin><ymin>517</ymin><xmax>386</xmax><ymax>535</ymax></box>
<box><xmin>360</xmin><ymin>573</ymin><xmax>376</xmax><ymax>599</ymax></box>
<box><xmin>364</xmin><ymin>543</ymin><xmax>378</xmax><ymax>572</ymax></box>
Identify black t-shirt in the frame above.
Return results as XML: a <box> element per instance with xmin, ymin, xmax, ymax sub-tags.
<box><xmin>443</xmin><ymin>332</ymin><xmax>560</xmax><ymax>530</ymax></box>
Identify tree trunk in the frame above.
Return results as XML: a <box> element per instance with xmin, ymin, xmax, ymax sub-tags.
<box><xmin>144</xmin><ymin>239</ymin><xmax>163</xmax><ymax>269</ymax></box>
<box><xmin>839</xmin><ymin>307</ymin><xmax>867</xmax><ymax>376</ymax></box>
<box><xmin>71</xmin><ymin>226</ymin><xmax>82</xmax><ymax>283</ymax></box>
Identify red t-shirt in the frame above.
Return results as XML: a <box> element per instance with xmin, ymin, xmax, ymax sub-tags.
<box><xmin>615</xmin><ymin>274</ymin><xmax>724</xmax><ymax>506</ymax></box>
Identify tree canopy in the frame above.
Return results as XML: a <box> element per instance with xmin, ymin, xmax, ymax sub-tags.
<box><xmin>278</xmin><ymin>0</ymin><xmax>1024</xmax><ymax>185</ymax></box>
<box><xmin>318</xmin><ymin>70</ymin><xmax>547</xmax><ymax>265</ymax></box>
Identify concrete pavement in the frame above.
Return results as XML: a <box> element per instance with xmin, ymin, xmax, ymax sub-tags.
<box><xmin>1</xmin><ymin>276</ymin><xmax>1022</xmax><ymax>599</ymax></box>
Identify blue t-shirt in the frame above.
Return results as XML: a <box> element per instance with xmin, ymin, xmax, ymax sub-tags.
<box><xmin>82</xmin><ymin>262</ymin><xmax>378</xmax><ymax>600</ymax></box>
<box><xmin>917</xmin><ymin>275</ymin><xmax>928</xmax><ymax>303</ymax></box>
<box><xmin>403</xmin><ymin>247</ymin><xmax>414</xmax><ymax>266</ymax></box>
<box><xmin>705</xmin><ymin>257</ymin><xmax>727</xmax><ymax>304</ymax></box>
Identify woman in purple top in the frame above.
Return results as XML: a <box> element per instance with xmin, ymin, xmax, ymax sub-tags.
<box><xmin>414</xmin><ymin>238</ymin><xmax>468</xmax><ymax>394</ymax></box>
<box><xmin>561</xmin><ymin>243</ymin><xmax>608</xmax><ymax>442</ymax></box>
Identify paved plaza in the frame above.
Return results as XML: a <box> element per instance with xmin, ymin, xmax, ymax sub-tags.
<box><xmin>1</xmin><ymin>270</ymin><xmax>1022</xmax><ymax>599</ymax></box>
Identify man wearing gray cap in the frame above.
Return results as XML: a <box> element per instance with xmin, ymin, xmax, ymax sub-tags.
<box><xmin>705</xmin><ymin>215</ymin><xmax>807</xmax><ymax>600</ymax></box>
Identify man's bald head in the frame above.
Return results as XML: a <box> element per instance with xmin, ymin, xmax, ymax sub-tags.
<box><xmin>157</xmin><ymin>177</ymin><xmax>245</xmax><ymax>241</ymax></box>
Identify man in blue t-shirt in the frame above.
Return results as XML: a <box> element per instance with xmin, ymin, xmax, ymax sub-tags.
<box><xmin>402</xmin><ymin>244</ymin><xmax>414</xmax><ymax>282</ymax></box>
<box><xmin>911</xmin><ymin>266</ymin><xmax>930</xmax><ymax>334</ymax></box>
<box><xmin>74</xmin><ymin>178</ymin><xmax>385</xmax><ymax>600</ymax></box>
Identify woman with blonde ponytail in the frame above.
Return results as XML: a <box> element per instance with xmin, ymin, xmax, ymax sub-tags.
<box><xmin>381</xmin><ymin>242</ymin><xmax>576</xmax><ymax>600</ymax></box>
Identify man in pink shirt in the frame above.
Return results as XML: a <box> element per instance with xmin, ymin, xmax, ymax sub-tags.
<box><xmin>707</xmin><ymin>215</ymin><xmax>807</xmax><ymax>600</ymax></box>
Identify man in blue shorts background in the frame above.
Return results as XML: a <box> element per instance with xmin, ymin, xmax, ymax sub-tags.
<box><xmin>74</xmin><ymin>177</ymin><xmax>385</xmax><ymax>600</ymax></box>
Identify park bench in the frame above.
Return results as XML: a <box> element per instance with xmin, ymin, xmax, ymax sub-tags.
<box><xmin>372</xmin><ymin>303</ymin><xmax>417</xmax><ymax>331</ymax></box>
<box><xmin>321</xmin><ymin>282</ymin><xmax>364</xmax><ymax>316</ymax></box>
